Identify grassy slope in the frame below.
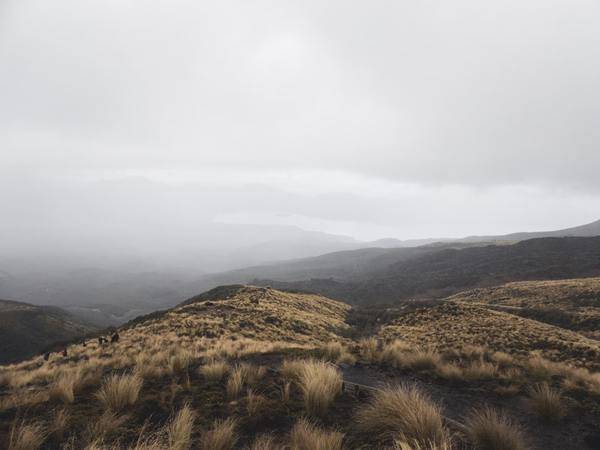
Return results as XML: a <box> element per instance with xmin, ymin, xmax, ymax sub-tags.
<box><xmin>377</xmin><ymin>301</ymin><xmax>600</xmax><ymax>370</ymax></box>
<box><xmin>0</xmin><ymin>299</ymin><xmax>97</xmax><ymax>364</ymax></box>
<box><xmin>447</xmin><ymin>278</ymin><xmax>600</xmax><ymax>339</ymax></box>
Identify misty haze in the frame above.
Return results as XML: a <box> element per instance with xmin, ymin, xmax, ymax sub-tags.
<box><xmin>1</xmin><ymin>1</ymin><xmax>599</xmax><ymax>449</ymax></box>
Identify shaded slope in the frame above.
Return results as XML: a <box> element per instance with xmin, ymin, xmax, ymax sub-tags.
<box><xmin>0</xmin><ymin>299</ymin><xmax>97</xmax><ymax>364</ymax></box>
<box><xmin>248</xmin><ymin>236</ymin><xmax>600</xmax><ymax>305</ymax></box>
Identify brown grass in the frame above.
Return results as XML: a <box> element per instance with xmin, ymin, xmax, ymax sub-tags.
<box><xmin>86</xmin><ymin>411</ymin><xmax>130</xmax><ymax>442</ymax></box>
<box><xmin>527</xmin><ymin>383</ymin><xmax>566</xmax><ymax>422</ymax></box>
<box><xmin>358</xmin><ymin>337</ymin><xmax>379</xmax><ymax>362</ymax></box>
<box><xmin>96</xmin><ymin>373</ymin><xmax>143</xmax><ymax>411</ymax></box>
<box><xmin>200</xmin><ymin>418</ymin><xmax>237</xmax><ymax>450</ymax></box>
<box><xmin>199</xmin><ymin>360</ymin><xmax>230</xmax><ymax>381</ymax></box>
<box><xmin>464</xmin><ymin>407</ymin><xmax>528</xmax><ymax>450</ymax></box>
<box><xmin>49</xmin><ymin>369</ymin><xmax>83</xmax><ymax>404</ymax></box>
<box><xmin>289</xmin><ymin>418</ymin><xmax>344</xmax><ymax>450</ymax></box>
<box><xmin>355</xmin><ymin>385</ymin><xmax>447</xmax><ymax>446</ymax></box>
<box><xmin>293</xmin><ymin>359</ymin><xmax>342</xmax><ymax>417</ymax></box>
<box><xmin>250</xmin><ymin>434</ymin><xmax>278</xmax><ymax>450</ymax></box>
<box><xmin>226</xmin><ymin>366</ymin><xmax>246</xmax><ymax>399</ymax></box>
<box><xmin>8</xmin><ymin>419</ymin><xmax>47</xmax><ymax>450</ymax></box>
<box><xmin>167</xmin><ymin>404</ymin><xmax>196</xmax><ymax>450</ymax></box>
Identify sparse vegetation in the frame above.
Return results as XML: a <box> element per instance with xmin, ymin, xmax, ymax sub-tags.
<box><xmin>289</xmin><ymin>418</ymin><xmax>344</xmax><ymax>450</ymax></box>
<box><xmin>464</xmin><ymin>407</ymin><xmax>528</xmax><ymax>450</ymax></box>
<box><xmin>200</xmin><ymin>418</ymin><xmax>237</xmax><ymax>450</ymax></box>
<box><xmin>0</xmin><ymin>284</ymin><xmax>598</xmax><ymax>449</ymax></box>
<box><xmin>355</xmin><ymin>385</ymin><xmax>448</xmax><ymax>446</ymax></box>
<box><xmin>167</xmin><ymin>404</ymin><xmax>195</xmax><ymax>450</ymax></box>
<box><xmin>8</xmin><ymin>419</ymin><xmax>47</xmax><ymax>450</ymax></box>
<box><xmin>527</xmin><ymin>384</ymin><xmax>566</xmax><ymax>422</ymax></box>
<box><xmin>96</xmin><ymin>374</ymin><xmax>142</xmax><ymax>411</ymax></box>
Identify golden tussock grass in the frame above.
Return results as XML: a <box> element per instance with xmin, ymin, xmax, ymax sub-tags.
<box><xmin>226</xmin><ymin>366</ymin><xmax>246</xmax><ymax>399</ymax></box>
<box><xmin>8</xmin><ymin>418</ymin><xmax>47</xmax><ymax>450</ymax></box>
<box><xmin>200</xmin><ymin>418</ymin><xmax>237</xmax><ymax>450</ymax></box>
<box><xmin>86</xmin><ymin>411</ymin><xmax>130</xmax><ymax>442</ymax></box>
<box><xmin>51</xmin><ymin>408</ymin><xmax>69</xmax><ymax>440</ymax></box>
<box><xmin>320</xmin><ymin>341</ymin><xmax>356</xmax><ymax>365</ymax></box>
<box><xmin>168</xmin><ymin>350</ymin><xmax>194</xmax><ymax>375</ymax></box>
<box><xmin>199</xmin><ymin>360</ymin><xmax>230</xmax><ymax>381</ymax></box>
<box><xmin>96</xmin><ymin>373</ymin><xmax>143</xmax><ymax>411</ymax></box>
<box><xmin>289</xmin><ymin>418</ymin><xmax>344</xmax><ymax>450</ymax></box>
<box><xmin>49</xmin><ymin>369</ymin><xmax>83</xmax><ymax>403</ymax></box>
<box><xmin>167</xmin><ymin>404</ymin><xmax>196</xmax><ymax>450</ymax></box>
<box><xmin>358</xmin><ymin>337</ymin><xmax>379</xmax><ymax>362</ymax></box>
<box><xmin>355</xmin><ymin>385</ymin><xmax>448</xmax><ymax>446</ymax></box>
<box><xmin>250</xmin><ymin>434</ymin><xmax>278</xmax><ymax>450</ymax></box>
<box><xmin>246</xmin><ymin>389</ymin><xmax>269</xmax><ymax>417</ymax></box>
<box><xmin>394</xmin><ymin>439</ymin><xmax>453</xmax><ymax>450</ymax></box>
<box><xmin>464</xmin><ymin>407</ymin><xmax>528</xmax><ymax>450</ymax></box>
<box><xmin>292</xmin><ymin>359</ymin><xmax>342</xmax><ymax>417</ymax></box>
<box><xmin>462</xmin><ymin>360</ymin><xmax>498</xmax><ymax>381</ymax></box>
<box><xmin>527</xmin><ymin>383</ymin><xmax>566</xmax><ymax>422</ymax></box>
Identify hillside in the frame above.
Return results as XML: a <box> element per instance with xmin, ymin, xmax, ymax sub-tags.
<box><xmin>1</xmin><ymin>285</ymin><xmax>599</xmax><ymax>449</ymax></box>
<box><xmin>376</xmin><ymin>300</ymin><xmax>600</xmax><ymax>371</ymax></box>
<box><xmin>196</xmin><ymin>236</ymin><xmax>600</xmax><ymax>306</ymax></box>
<box><xmin>0</xmin><ymin>299</ymin><xmax>97</xmax><ymax>364</ymax></box>
<box><xmin>462</xmin><ymin>218</ymin><xmax>600</xmax><ymax>243</ymax></box>
<box><xmin>448</xmin><ymin>278</ymin><xmax>600</xmax><ymax>340</ymax></box>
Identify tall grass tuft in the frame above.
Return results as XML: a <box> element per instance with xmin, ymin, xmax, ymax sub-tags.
<box><xmin>96</xmin><ymin>373</ymin><xmax>143</xmax><ymax>411</ymax></box>
<box><xmin>527</xmin><ymin>383</ymin><xmax>566</xmax><ymax>422</ymax></box>
<box><xmin>355</xmin><ymin>384</ymin><xmax>447</xmax><ymax>446</ymax></box>
<box><xmin>8</xmin><ymin>419</ymin><xmax>47</xmax><ymax>450</ymax></box>
<box><xmin>167</xmin><ymin>404</ymin><xmax>196</xmax><ymax>450</ymax></box>
<box><xmin>290</xmin><ymin>418</ymin><xmax>344</xmax><ymax>450</ymax></box>
<box><xmin>200</xmin><ymin>418</ymin><xmax>237</xmax><ymax>450</ymax></box>
<box><xmin>464</xmin><ymin>407</ymin><xmax>528</xmax><ymax>450</ymax></box>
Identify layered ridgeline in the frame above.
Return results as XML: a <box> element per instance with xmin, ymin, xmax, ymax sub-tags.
<box><xmin>1</xmin><ymin>285</ymin><xmax>599</xmax><ymax>449</ymax></box>
<box><xmin>0</xmin><ymin>299</ymin><xmax>97</xmax><ymax>364</ymax></box>
<box><xmin>191</xmin><ymin>236</ymin><xmax>600</xmax><ymax>305</ymax></box>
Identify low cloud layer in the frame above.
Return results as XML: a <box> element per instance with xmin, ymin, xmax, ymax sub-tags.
<box><xmin>1</xmin><ymin>0</ymin><xmax>599</xmax><ymax>267</ymax></box>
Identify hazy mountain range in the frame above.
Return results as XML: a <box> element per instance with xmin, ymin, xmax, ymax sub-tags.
<box><xmin>0</xmin><ymin>219</ymin><xmax>599</xmax><ymax>327</ymax></box>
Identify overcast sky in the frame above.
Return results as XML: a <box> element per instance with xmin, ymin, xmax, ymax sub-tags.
<box><xmin>1</xmin><ymin>0</ymin><xmax>599</xmax><ymax>257</ymax></box>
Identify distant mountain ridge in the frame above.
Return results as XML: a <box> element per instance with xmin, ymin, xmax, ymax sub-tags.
<box><xmin>461</xmin><ymin>218</ymin><xmax>600</xmax><ymax>242</ymax></box>
<box><xmin>190</xmin><ymin>236</ymin><xmax>600</xmax><ymax>306</ymax></box>
<box><xmin>0</xmin><ymin>299</ymin><xmax>98</xmax><ymax>364</ymax></box>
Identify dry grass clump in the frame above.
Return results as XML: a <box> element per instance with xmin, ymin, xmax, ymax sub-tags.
<box><xmin>490</xmin><ymin>351</ymin><xmax>515</xmax><ymax>368</ymax></box>
<box><xmin>290</xmin><ymin>418</ymin><xmax>344</xmax><ymax>450</ymax></box>
<box><xmin>246</xmin><ymin>389</ymin><xmax>269</xmax><ymax>417</ymax></box>
<box><xmin>355</xmin><ymin>384</ymin><xmax>447</xmax><ymax>446</ymax></box>
<box><xmin>200</xmin><ymin>418</ymin><xmax>237</xmax><ymax>450</ymax></box>
<box><xmin>168</xmin><ymin>350</ymin><xmax>194</xmax><ymax>375</ymax></box>
<box><xmin>199</xmin><ymin>360</ymin><xmax>230</xmax><ymax>381</ymax></box>
<box><xmin>380</xmin><ymin>342</ymin><xmax>441</xmax><ymax>372</ymax></box>
<box><xmin>250</xmin><ymin>434</ymin><xmax>278</xmax><ymax>450</ymax></box>
<box><xmin>292</xmin><ymin>359</ymin><xmax>342</xmax><ymax>417</ymax></box>
<box><xmin>394</xmin><ymin>439</ymin><xmax>452</xmax><ymax>450</ymax></box>
<box><xmin>527</xmin><ymin>383</ymin><xmax>566</xmax><ymax>422</ymax></box>
<box><xmin>51</xmin><ymin>409</ymin><xmax>69</xmax><ymax>440</ymax></box>
<box><xmin>167</xmin><ymin>404</ymin><xmax>196</xmax><ymax>450</ymax></box>
<box><xmin>434</xmin><ymin>363</ymin><xmax>464</xmax><ymax>381</ymax></box>
<box><xmin>86</xmin><ymin>411</ymin><xmax>130</xmax><ymax>441</ymax></box>
<box><xmin>226</xmin><ymin>366</ymin><xmax>246</xmax><ymax>399</ymax></box>
<box><xmin>358</xmin><ymin>337</ymin><xmax>379</xmax><ymax>362</ymax></box>
<box><xmin>463</xmin><ymin>360</ymin><xmax>498</xmax><ymax>381</ymax></box>
<box><xmin>8</xmin><ymin>419</ymin><xmax>47</xmax><ymax>450</ymax></box>
<box><xmin>96</xmin><ymin>373</ymin><xmax>143</xmax><ymax>411</ymax></box>
<box><xmin>320</xmin><ymin>341</ymin><xmax>356</xmax><ymax>365</ymax></box>
<box><xmin>464</xmin><ymin>407</ymin><xmax>528</xmax><ymax>450</ymax></box>
<box><xmin>49</xmin><ymin>369</ymin><xmax>83</xmax><ymax>404</ymax></box>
